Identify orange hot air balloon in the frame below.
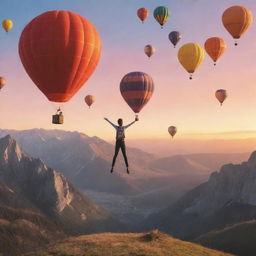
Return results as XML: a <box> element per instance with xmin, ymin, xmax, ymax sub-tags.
<box><xmin>204</xmin><ymin>37</ymin><xmax>226</xmax><ymax>65</ymax></box>
<box><xmin>0</xmin><ymin>77</ymin><xmax>6</xmax><ymax>89</ymax></box>
<box><xmin>222</xmin><ymin>6</ymin><xmax>253</xmax><ymax>46</ymax></box>
<box><xmin>215</xmin><ymin>89</ymin><xmax>227</xmax><ymax>106</ymax></box>
<box><xmin>19</xmin><ymin>11</ymin><xmax>102</xmax><ymax>104</ymax></box>
<box><xmin>84</xmin><ymin>95</ymin><xmax>95</xmax><ymax>108</ymax></box>
<box><xmin>137</xmin><ymin>8</ymin><xmax>149</xmax><ymax>23</ymax></box>
<box><xmin>168</xmin><ymin>126</ymin><xmax>177</xmax><ymax>138</ymax></box>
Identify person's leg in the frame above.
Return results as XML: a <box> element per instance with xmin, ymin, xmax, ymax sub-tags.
<box><xmin>111</xmin><ymin>141</ymin><xmax>121</xmax><ymax>172</ymax></box>
<box><xmin>120</xmin><ymin>141</ymin><xmax>129</xmax><ymax>173</ymax></box>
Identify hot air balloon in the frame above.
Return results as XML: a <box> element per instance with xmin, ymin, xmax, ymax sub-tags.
<box><xmin>144</xmin><ymin>45</ymin><xmax>156</xmax><ymax>58</ymax></box>
<box><xmin>120</xmin><ymin>72</ymin><xmax>154</xmax><ymax>118</ymax></box>
<box><xmin>2</xmin><ymin>19</ymin><xmax>13</xmax><ymax>32</ymax></box>
<box><xmin>19</xmin><ymin>10</ymin><xmax>101</xmax><ymax>124</ymax></box>
<box><xmin>204</xmin><ymin>37</ymin><xmax>226</xmax><ymax>66</ymax></box>
<box><xmin>85</xmin><ymin>95</ymin><xmax>95</xmax><ymax>108</ymax></box>
<box><xmin>0</xmin><ymin>77</ymin><xmax>6</xmax><ymax>90</ymax></box>
<box><xmin>154</xmin><ymin>6</ymin><xmax>170</xmax><ymax>28</ymax></box>
<box><xmin>178</xmin><ymin>43</ymin><xmax>204</xmax><ymax>79</ymax></box>
<box><xmin>215</xmin><ymin>89</ymin><xmax>227</xmax><ymax>106</ymax></box>
<box><xmin>137</xmin><ymin>8</ymin><xmax>149</xmax><ymax>23</ymax></box>
<box><xmin>169</xmin><ymin>31</ymin><xmax>181</xmax><ymax>48</ymax></box>
<box><xmin>222</xmin><ymin>6</ymin><xmax>253</xmax><ymax>46</ymax></box>
<box><xmin>168</xmin><ymin>126</ymin><xmax>177</xmax><ymax>138</ymax></box>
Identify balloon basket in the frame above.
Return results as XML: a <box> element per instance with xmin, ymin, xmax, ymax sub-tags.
<box><xmin>52</xmin><ymin>108</ymin><xmax>64</xmax><ymax>124</ymax></box>
<box><xmin>135</xmin><ymin>114</ymin><xmax>139</xmax><ymax>121</ymax></box>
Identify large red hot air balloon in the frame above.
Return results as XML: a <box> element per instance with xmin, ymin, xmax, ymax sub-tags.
<box><xmin>19</xmin><ymin>10</ymin><xmax>101</xmax><ymax>109</ymax></box>
<box><xmin>120</xmin><ymin>72</ymin><xmax>154</xmax><ymax>117</ymax></box>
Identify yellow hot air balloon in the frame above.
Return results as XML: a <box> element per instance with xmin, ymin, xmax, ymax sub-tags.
<box><xmin>84</xmin><ymin>95</ymin><xmax>95</xmax><ymax>108</ymax></box>
<box><xmin>144</xmin><ymin>45</ymin><xmax>156</xmax><ymax>58</ymax></box>
<box><xmin>2</xmin><ymin>19</ymin><xmax>13</xmax><ymax>32</ymax></box>
<box><xmin>168</xmin><ymin>126</ymin><xmax>177</xmax><ymax>138</ymax></box>
<box><xmin>178</xmin><ymin>43</ymin><xmax>204</xmax><ymax>79</ymax></box>
<box><xmin>204</xmin><ymin>37</ymin><xmax>226</xmax><ymax>66</ymax></box>
<box><xmin>215</xmin><ymin>89</ymin><xmax>227</xmax><ymax>106</ymax></box>
<box><xmin>222</xmin><ymin>6</ymin><xmax>253</xmax><ymax>46</ymax></box>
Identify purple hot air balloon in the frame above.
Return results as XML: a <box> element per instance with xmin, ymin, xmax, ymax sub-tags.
<box><xmin>168</xmin><ymin>31</ymin><xmax>181</xmax><ymax>48</ymax></box>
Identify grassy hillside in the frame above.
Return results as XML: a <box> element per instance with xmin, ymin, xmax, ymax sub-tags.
<box><xmin>30</xmin><ymin>230</ymin><xmax>233</xmax><ymax>256</ymax></box>
<box><xmin>195</xmin><ymin>220</ymin><xmax>256</xmax><ymax>256</ymax></box>
<box><xmin>0</xmin><ymin>206</ymin><xmax>65</xmax><ymax>256</ymax></box>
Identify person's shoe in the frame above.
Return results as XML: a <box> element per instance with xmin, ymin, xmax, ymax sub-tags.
<box><xmin>110</xmin><ymin>167</ymin><xmax>114</xmax><ymax>173</ymax></box>
<box><xmin>126</xmin><ymin>168</ymin><xmax>130</xmax><ymax>174</ymax></box>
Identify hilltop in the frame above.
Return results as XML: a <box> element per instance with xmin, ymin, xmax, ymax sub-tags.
<box><xmin>30</xmin><ymin>230</ymin><xmax>233</xmax><ymax>256</ymax></box>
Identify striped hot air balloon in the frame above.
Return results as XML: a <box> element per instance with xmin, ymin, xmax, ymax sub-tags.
<box><xmin>120</xmin><ymin>72</ymin><xmax>154</xmax><ymax>117</ymax></box>
<box><xmin>154</xmin><ymin>6</ymin><xmax>170</xmax><ymax>28</ymax></box>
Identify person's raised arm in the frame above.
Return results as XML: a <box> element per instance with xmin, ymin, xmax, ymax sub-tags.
<box><xmin>124</xmin><ymin>118</ymin><xmax>138</xmax><ymax>129</ymax></box>
<box><xmin>104</xmin><ymin>118</ymin><xmax>117</xmax><ymax>129</ymax></box>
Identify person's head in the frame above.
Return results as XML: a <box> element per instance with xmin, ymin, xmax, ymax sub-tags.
<box><xmin>117</xmin><ymin>118</ymin><xmax>123</xmax><ymax>126</ymax></box>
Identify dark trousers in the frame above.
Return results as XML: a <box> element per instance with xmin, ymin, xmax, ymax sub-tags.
<box><xmin>112</xmin><ymin>140</ymin><xmax>128</xmax><ymax>167</ymax></box>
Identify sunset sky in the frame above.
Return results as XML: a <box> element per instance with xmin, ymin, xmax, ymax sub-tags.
<box><xmin>1</xmin><ymin>0</ymin><xmax>256</xmax><ymax>144</ymax></box>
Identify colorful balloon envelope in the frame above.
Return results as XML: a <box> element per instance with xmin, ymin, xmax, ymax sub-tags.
<box><xmin>222</xmin><ymin>6</ymin><xmax>253</xmax><ymax>45</ymax></box>
<box><xmin>2</xmin><ymin>19</ymin><xmax>13</xmax><ymax>32</ymax></box>
<box><xmin>144</xmin><ymin>45</ymin><xmax>156</xmax><ymax>58</ymax></box>
<box><xmin>169</xmin><ymin>31</ymin><xmax>181</xmax><ymax>48</ymax></box>
<box><xmin>168</xmin><ymin>126</ymin><xmax>177</xmax><ymax>138</ymax></box>
<box><xmin>85</xmin><ymin>95</ymin><xmax>95</xmax><ymax>108</ymax></box>
<box><xmin>204</xmin><ymin>37</ymin><xmax>226</xmax><ymax>65</ymax></box>
<box><xmin>120</xmin><ymin>72</ymin><xmax>154</xmax><ymax>116</ymax></box>
<box><xmin>215</xmin><ymin>89</ymin><xmax>227</xmax><ymax>106</ymax></box>
<box><xmin>137</xmin><ymin>8</ymin><xmax>149</xmax><ymax>23</ymax></box>
<box><xmin>154</xmin><ymin>6</ymin><xmax>170</xmax><ymax>28</ymax></box>
<box><xmin>0</xmin><ymin>77</ymin><xmax>6</xmax><ymax>90</ymax></box>
<box><xmin>19</xmin><ymin>11</ymin><xmax>102</xmax><ymax>104</ymax></box>
<box><xmin>178</xmin><ymin>43</ymin><xmax>205</xmax><ymax>79</ymax></box>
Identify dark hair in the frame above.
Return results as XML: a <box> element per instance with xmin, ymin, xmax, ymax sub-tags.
<box><xmin>118</xmin><ymin>118</ymin><xmax>123</xmax><ymax>126</ymax></box>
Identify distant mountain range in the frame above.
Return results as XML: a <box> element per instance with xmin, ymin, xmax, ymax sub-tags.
<box><xmin>0</xmin><ymin>135</ymin><xmax>121</xmax><ymax>256</ymax></box>
<box><xmin>144</xmin><ymin>151</ymin><xmax>256</xmax><ymax>241</ymax></box>
<box><xmin>0</xmin><ymin>129</ymin><xmax>249</xmax><ymax>224</ymax></box>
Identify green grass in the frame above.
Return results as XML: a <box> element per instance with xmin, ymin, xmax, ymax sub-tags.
<box><xmin>31</xmin><ymin>230</ymin><xmax>233</xmax><ymax>256</ymax></box>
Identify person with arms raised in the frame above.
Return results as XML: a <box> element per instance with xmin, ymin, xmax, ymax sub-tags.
<box><xmin>104</xmin><ymin>117</ymin><xmax>138</xmax><ymax>174</ymax></box>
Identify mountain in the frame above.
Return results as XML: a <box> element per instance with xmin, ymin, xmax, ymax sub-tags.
<box><xmin>195</xmin><ymin>220</ymin><xmax>256</xmax><ymax>256</ymax></box>
<box><xmin>0</xmin><ymin>129</ymin><xmax>162</xmax><ymax>195</ymax></box>
<box><xmin>144</xmin><ymin>151</ymin><xmax>256</xmax><ymax>240</ymax></box>
<box><xmin>0</xmin><ymin>129</ymin><xmax>249</xmax><ymax>225</ymax></box>
<box><xmin>150</xmin><ymin>153</ymin><xmax>249</xmax><ymax>175</ymax></box>
<box><xmin>28</xmin><ymin>230</ymin><xmax>233</xmax><ymax>256</ymax></box>
<box><xmin>0</xmin><ymin>135</ymin><xmax>121</xmax><ymax>256</ymax></box>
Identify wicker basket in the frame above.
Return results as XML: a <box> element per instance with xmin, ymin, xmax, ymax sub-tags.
<box><xmin>52</xmin><ymin>114</ymin><xmax>64</xmax><ymax>124</ymax></box>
